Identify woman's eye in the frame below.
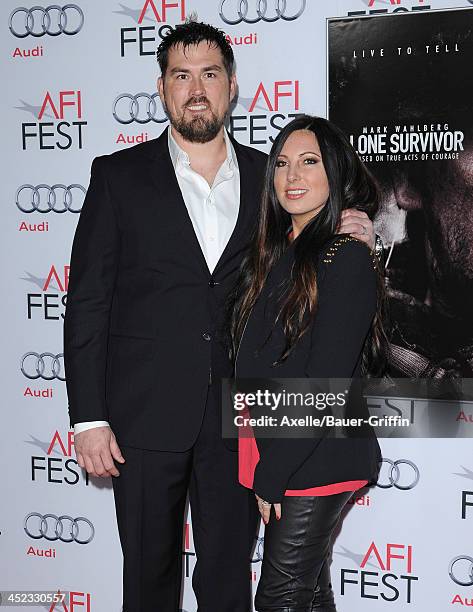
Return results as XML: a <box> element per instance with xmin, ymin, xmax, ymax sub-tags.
<box><xmin>275</xmin><ymin>160</ymin><xmax>286</xmax><ymax>167</ymax></box>
<box><xmin>304</xmin><ymin>158</ymin><xmax>317</xmax><ymax>165</ymax></box>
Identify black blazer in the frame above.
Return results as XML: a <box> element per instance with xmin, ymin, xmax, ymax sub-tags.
<box><xmin>235</xmin><ymin>235</ymin><xmax>382</xmax><ymax>502</ymax></box>
<box><xmin>64</xmin><ymin>128</ymin><xmax>267</xmax><ymax>451</ymax></box>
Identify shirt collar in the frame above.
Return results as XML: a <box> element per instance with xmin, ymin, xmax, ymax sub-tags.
<box><xmin>167</xmin><ymin>127</ymin><xmax>238</xmax><ymax>172</ymax></box>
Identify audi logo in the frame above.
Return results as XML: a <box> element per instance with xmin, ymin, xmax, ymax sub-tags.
<box><xmin>9</xmin><ymin>5</ymin><xmax>84</xmax><ymax>38</ymax></box>
<box><xmin>376</xmin><ymin>458</ymin><xmax>420</xmax><ymax>490</ymax></box>
<box><xmin>449</xmin><ymin>556</ymin><xmax>473</xmax><ymax>587</ymax></box>
<box><xmin>219</xmin><ymin>0</ymin><xmax>306</xmax><ymax>24</ymax></box>
<box><xmin>24</xmin><ymin>513</ymin><xmax>94</xmax><ymax>544</ymax></box>
<box><xmin>252</xmin><ymin>536</ymin><xmax>265</xmax><ymax>563</ymax></box>
<box><xmin>21</xmin><ymin>352</ymin><xmax>65</xmax><ymax>381</ymax></box>
<box><xmin>113</xmin><ymin>93</ymin><xmax>167</xmax><ymax>125</ymax></box>
<box><xmin>16</xmin><ymin>184</ymin><xmax>85</xmax><ymax>214</ymax></box>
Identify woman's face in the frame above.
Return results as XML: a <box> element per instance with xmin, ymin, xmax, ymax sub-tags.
<box><xmin>274</xmin><ymin>129</ymin><xmax>330</xmax><ymax>229</ymax></box>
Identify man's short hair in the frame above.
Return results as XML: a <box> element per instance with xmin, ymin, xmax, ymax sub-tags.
<box><xmin>156</xmin><ymin>19</ymin><xmax>235</xmax><ymax>79</ymax></box>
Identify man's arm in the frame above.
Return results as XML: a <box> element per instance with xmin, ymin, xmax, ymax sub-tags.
<box><xmin>64</xmin><ymin>157</ymin><xmax>124</xmax><ymax>477</ymax></box>
<box><xmin>74</xmin><ymin>421</ymin><xmax>110</xmax><ymax>435</ymax></box>
<box><xmin>64</xmin><ymin>156</ymin><xmax>119</xmax><ymax>425</ymax></box>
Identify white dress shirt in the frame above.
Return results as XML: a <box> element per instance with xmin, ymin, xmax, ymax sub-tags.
<box><xmin>74</xmin><ymin>128</ymin><xmax>240</xmax><ymax>435</ymax></box>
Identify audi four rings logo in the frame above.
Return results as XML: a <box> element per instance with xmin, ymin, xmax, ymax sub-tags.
<box><xmin>219</xmin><ymin>0</ymin><xmax>306</xmax><ymax>24</ymax></box>
<box><xmin>449</xmin><ymin>556</ymin><xmax>473</xmax><ymax>587</ymax></box>
<box><xmin>252</xmin><ymin>536</ymin><xmax>265</xmax><ymax>562</ymax></box>
<box><xmin>9</xmin><ymin>5</ymin><xmax>84</xmax><ymax>38</ymax></box>
<box><xmin>16</xmin><ymin>184</ymin><xmax>85</xmax><ymax>213</ymax></box>
<box><xmin>24</xmin><ymin>513</ymin><xmax>95</xmax><ymax>544</ymax></box>
<box><xmin>376</xmin><ymin>458</ymin><xmax>420</xmax><ymax>490</ymax></box>
<box><xmin>113</xmin><ymin>93</ymin><xmax>167</xmax><ymax>125</ymax></box>
<box><xmin>21</xmin><ymin>352</ymin><xmax>65</xmax><ymax>381</ymax></box>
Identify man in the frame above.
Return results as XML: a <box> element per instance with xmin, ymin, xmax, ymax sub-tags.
<box><xmin>64</xmin><ymin>20</ymin><xmax>376</xmax><ymax>612</ymax></box>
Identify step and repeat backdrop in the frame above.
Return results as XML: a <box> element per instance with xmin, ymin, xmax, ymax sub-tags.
<box><xmin>2</xmin><ymin>0</ymin><xmax>473</xmax><ymax>610</ymax></box>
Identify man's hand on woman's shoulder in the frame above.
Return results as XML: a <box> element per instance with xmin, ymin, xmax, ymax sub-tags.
<box><xmin>338</xmin><ymin>208</ymin><xmax>375</xmax><ymax>249</ymax></box>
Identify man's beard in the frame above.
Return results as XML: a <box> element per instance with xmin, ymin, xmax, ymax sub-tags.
<box><xmin>166</xmin><ymin>96</ymin><xmax>225</xmax><ymax>143</ymax></box>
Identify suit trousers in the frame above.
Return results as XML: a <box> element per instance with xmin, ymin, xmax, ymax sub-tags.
<box><xmin>111</xmin><ymin>383</ymin><xmax>260</xmax><ymax>612</ymax></box>
<box><xmin>255</xmin><ymin>492</ymin><xmax>353</xmax><ymax>612</ymax></box>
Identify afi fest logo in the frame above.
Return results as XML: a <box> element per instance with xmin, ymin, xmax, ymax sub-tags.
<box><xmin>337</xmin><ymin>541</ymin><xmax>418</xmax><ymax>603</ymax></box>
<box><xmin>182</xmin><ymin>522</ymin><xmax>196</xmax><ymax>579</ymax></box>
<box><xmin>18</xmin><ymin>90</ymin><xmax>86</xmax><ymax>150</ymax></box>
<box><xmin>23</xmin><ymin>264</ymin><xmax>69</xmax><ymax>321</ymax></box>
<box><xmin>348</xmin><ymin>0</ymin><xmax>430</xmax><ymax>16</ymax></box>
<box><xmin>230</xmin><ymin>79</ymin><xmax>303</xmax><ymax>146</ymax></box>
<box><xmin>463</xmin><ymin>490</ymin><xmax>473</xmax><ymax>519</ymax></box>
<box><xmin>455</xmin><ymin>466</ymin><xmax>473</xmax><ymax>520</ymax></box>
<box><xmin>46</xmin><ymin>591</ymin><xmax>92</xmax><ymax>612</ymax></box>
<box><xmin>29</xmin><ymin>429</ymin><xmax>90</xmax><ymax>486</ymax></box>
<box><xmin>117</xmin><ymin>0</ymin><xmax>187</xmax><ymax>57</ymax></box>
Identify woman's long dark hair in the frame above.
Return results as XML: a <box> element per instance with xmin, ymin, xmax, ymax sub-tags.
<box><xmin>229</xmin><ymin>114</ymin><xmax>387</xmax><ymax>375</ymax></box>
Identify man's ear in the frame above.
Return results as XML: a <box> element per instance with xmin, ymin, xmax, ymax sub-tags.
<box><xmin>392</xmin><ymin>170</ymin><xmax>423</xmax><ymax>211</ymax></box>
<box><xmin>229</xmin><ymin>73</ymin><xmax>237</xmax><ymax>103</ymax></box>
<box><xmin>157</xmin><ymin>76</ymin><xmax>164</xmax><ymax>103</ymax></box>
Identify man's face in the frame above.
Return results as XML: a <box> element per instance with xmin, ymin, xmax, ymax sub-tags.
<box><xmin>158</xmin><ymin>41</ymin><xmax>236</xmax><ymax>143</ymax></box>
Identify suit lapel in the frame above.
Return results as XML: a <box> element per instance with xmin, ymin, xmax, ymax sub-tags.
<box><xmin>142</xmin><ymin>128</ymin><xmax>259</xmax><ymax>278</ymax></box>
<box><xmin>143</xmin><ymin>128</ymin><xmax>211</xmax><ymax>277</ymax></box>
<box><xmin>213</xmin><ymin>135</ymin><xmax>259</xmax><ymax>275</ymax></box>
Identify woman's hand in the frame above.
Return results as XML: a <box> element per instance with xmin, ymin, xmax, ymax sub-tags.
<box><xmin>256</xmin><ymin>494</ymin><xmax>281</xmax><ymax>524</ymax></box>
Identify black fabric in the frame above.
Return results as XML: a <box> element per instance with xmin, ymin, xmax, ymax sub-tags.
<box><xmin>311</xmin><ymin>559</ymin><xmax>336</xmax><ymax>611</ymax></box>
<box><xmin>255</xmin><ymin>493</ymin><xmax>353</xmax><ymax>612</ymax></box>
<box><xmin>112</xmin><ymin>384</ymin><xmax>260</xmax><ymax>611</ymax></box>
<box><xmin>64</xmin><ymin>127</ymin><xmax>267</xmax><ymax>451</ymax></box>
<box><xmin>236</xmin><ymin>237</ymin><xmax>382</xmax><ymax>502</ymax></box>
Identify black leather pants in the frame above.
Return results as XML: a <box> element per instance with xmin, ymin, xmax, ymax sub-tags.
<box><xmin>255</xmin><ymin>492</ymin><xmax>353</xmax><ymax>611</ymax></box>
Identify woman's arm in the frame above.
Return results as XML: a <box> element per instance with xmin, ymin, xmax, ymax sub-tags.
<box><xmin>252</xmin><ymin>237</ymin><xmax>378</xmax><ymax>503</ymax></box>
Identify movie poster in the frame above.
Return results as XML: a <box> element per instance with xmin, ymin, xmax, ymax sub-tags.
<box><xmin>328</xmin><ymin>8</ymin><xmax>473</xmax><ymax>379</ymax></box>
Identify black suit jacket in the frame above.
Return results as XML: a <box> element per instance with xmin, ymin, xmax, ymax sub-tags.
<box><xmin>235</xmin><ymin>236</ymin><xmax>382</xmax><ymax>502</ymax></box>
<box><xmin>64</xmin><ymin>128</ymin><xmax>267</xmax><ymax>451</ymax></box>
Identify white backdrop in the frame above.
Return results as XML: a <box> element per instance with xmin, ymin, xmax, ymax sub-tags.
<box><xmin>2</xmin><ymin>1</ymin><xmax>473</xmax><ymax>610</ymax></box>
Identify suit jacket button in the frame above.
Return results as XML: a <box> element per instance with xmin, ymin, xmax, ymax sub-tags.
<box><xmin>209</xmin><ymin>279</ymin><xmax>216</xmax><ymax>287</ymax></box>
<box><xmin>202</xmin><ymin>332</ymin><xmax>211</xmax><ymax>341</ymax></box>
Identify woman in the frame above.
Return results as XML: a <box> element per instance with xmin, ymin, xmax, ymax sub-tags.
<box><xmin>230</xmin><ymin>115</ymin><xmax>385</xmax><ymax>611</ymax></box>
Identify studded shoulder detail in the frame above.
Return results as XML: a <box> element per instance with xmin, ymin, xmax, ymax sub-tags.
<box><xmin>322</xmin><ymin>236</ymin><xmax>377</xmax><ymax>270</ymax></box>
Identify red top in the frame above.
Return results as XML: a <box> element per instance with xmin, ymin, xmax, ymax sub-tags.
<box><xmin>238</xmin><ymin>424</ymin><xmax>367</xmax><ymax>497</ymax></box>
